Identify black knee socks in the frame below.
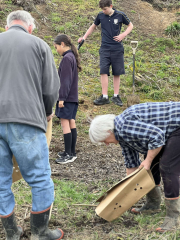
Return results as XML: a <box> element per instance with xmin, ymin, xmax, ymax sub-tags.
<box><xmin>71</xmin><ymin>128</ymin><xmax>77</xmax><ymax>154</ymax></box>
<box><xmin>64</xmin><ymin>133</ymin><xmax>72</xmax><ymax>155</ymax></box>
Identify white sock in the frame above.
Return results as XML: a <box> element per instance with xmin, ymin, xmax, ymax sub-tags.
<box><xmin>103</xmin><ymin>95</ymin><xmax>108</xmax><ymax>99</ymax></box>
<box><xmin>114</xmin><ymin>94</ymin><xmax>118</xmax><ymax>97</ymax></box>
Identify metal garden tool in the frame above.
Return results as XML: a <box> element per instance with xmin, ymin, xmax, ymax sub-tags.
<box><xmin>127</xmin><ymin>41</ymin><xmax>140</xmax><ymax>107</ymax></box>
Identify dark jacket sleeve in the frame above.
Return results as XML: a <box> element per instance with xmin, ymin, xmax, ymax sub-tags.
<box><xmin>42</xmin><ymin>44</ymin><xmax>60</xmax><ymax>116</ymax></box>
<box><xmin>58</xmin><ymin>57</ymin><xmax>73</xmax><ymax>101</ymax></box>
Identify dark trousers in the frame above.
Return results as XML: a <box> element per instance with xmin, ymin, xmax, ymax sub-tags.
<box><xmin>147</xmin><ymin>128</ymin><xmax>180</xmax><ymax>198</ymax></box>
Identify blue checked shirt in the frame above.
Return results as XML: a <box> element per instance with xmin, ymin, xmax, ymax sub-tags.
<box><xmin>114</xmin><ymin>102</ymin><xmax>180</xmax><ymax>168</ymax></box>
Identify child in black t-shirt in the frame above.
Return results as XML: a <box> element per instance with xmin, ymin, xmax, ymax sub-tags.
<box><xmin>78</xmin><ymin>0</ymin><xmax>133</xmax><ymax>106</ymax></box>
<box><xmin>54</xmin><ymin>34</ymin><xmax>82</xmax><ymax>164</ymax></box>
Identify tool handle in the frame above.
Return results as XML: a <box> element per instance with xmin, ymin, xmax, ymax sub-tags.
<box><xmin>77</xmin><ymin>39</ymin><xmax>84</xmax><ymax>50</ymax></box>
<box><xmin>131</xmin><ymin>41</ymin><xmax>138</xmax><ymax>54</ymax></box>
<box><xmin>133</xmin><ymin>54</ymin><xmax>135</xmax><ymax>94</ymax></box>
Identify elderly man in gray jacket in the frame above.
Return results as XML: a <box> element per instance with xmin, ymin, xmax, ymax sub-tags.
<box><xmin>0</xmin><ymin>10</ymin><xmax>64</xmax><ymax>240</ymax></box>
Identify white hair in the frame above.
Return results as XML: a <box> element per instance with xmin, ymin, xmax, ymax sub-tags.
<box><xmin>89</xmin><ymin>114</ymin><xmax>116</xmax><ymax>143</ymax></box>
<box><xmin>7</xmin><ymin>10</ymin><xmax>36</xmax><ymax>29</ymax></box>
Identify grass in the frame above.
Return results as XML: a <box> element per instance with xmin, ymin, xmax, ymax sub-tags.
<box><xmin>12</xmin><ymin>178</ymin><xmax>180</xmax><ymax>239</ymax></box>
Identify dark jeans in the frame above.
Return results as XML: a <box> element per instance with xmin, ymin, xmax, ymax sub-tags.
<box><xmin>147</xmin><ymin>127</ymin><xmax>180</xmax><ymax>198</ymax></box>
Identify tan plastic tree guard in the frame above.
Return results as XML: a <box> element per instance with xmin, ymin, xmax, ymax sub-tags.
<box><xmin>95</xmin><ymin>168</ymin><xmax>155</xmax><ymax>221</ymax></box>
<box><xmin>12</xmin><ymin>119</ymin><xmax>52</xmax><ymax>183</ymax></box>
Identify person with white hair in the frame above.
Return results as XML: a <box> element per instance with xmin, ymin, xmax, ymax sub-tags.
<box><xmin>89</xmin><ymin>102</ymin><xmax>180</xmax><ymax>232</ymax></box>
<box><xmin>0</xmin><ymin>10</ymin><xmax>64</xmax><ymax>240</ymax></box>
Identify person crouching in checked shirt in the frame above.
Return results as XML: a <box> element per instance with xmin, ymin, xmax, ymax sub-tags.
<box><xmin>89</xmin><ymin>101</ymin><xmax>180</xmax><ymax>232</ymax></box>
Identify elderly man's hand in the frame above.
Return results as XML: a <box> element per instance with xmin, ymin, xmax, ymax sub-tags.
<box><xmin>47</xmin><ymin>113</ymin><xmax>54</xmax><ymax>122</ymax></box>
<box><xmin>139</xmin><ymin>159</ymin><xmax>151</xmax><ymax>171</ymax></box>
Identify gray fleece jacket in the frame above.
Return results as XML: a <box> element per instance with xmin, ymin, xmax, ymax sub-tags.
<box><xmin>0</xmin><ymin>25</ymin><xmax>60</xmax><ymax>132</ymax></box>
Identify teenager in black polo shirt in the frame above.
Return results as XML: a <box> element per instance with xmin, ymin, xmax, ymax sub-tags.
<box><xmin>78</xmin><ymin>0</ymin><xmax>133</xmax><ymax>106</ymax></box>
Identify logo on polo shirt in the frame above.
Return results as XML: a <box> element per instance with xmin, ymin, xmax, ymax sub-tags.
<box><xmin>114</xmin><ymin>19</ymin><xmax>118</xmax><ymax>25</ymax></box>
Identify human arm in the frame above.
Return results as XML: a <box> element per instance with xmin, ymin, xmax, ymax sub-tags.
<box><xmin>113</xmin><ymin>22</ymin><xmax>133</xmax><ymax>42</ymax></box>
<box><xmin>47</xmin><ymin>113</ymin><xmax>54</xmax><ymax>122</ymax></box>
<box><xmin>58</xmin><ymin>57</ymin><xmax>73</xmax><ymax>101</ymax></box>
<box><xmin>58</xmin><ymin>101</ymin><xmax>64</xmax><ymax>108</ymax></box>
<box><xmin>78</xmin><ymin>23</ymin><xmax>97</xmax><ymax>43</ymax></box>
<box><xmin>42</xmin><ymin>44</ymin><xmax>60</xmax><ymax>116</ymax></box>
<box><xmin>139</xmin><ymin>146</ymin><xmax>163</xmax><ymax>170</ymax></box>
<box><xmin>115</xmin><ymin>117</ymin><xmax>165</xmax><ymax>172</ymax></box>
<box><xmin>121</xmin><ymin>144</ymin><xmax>141</xmax><ymax>175</ymax></box>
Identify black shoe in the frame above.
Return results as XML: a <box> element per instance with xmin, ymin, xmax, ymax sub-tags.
<box><xmin>93</xmin><ymin>95</ymin><xmax>110</xmax><ymax>105</ymax></box>
<box><xmin>57</xmin><ymin>151</ymin><xmax>65</xmax><ymax>157</ymax></box>
<box><xmin>58</xmin><ymin>151</ymin><xmax>77</xmax><ymax>161</ymax></box>
<box><xmin>111</xmin><ymin>95</ymin><xmax>123</xmax><ymax>106</ymax></box>
<box><xmin>55</xmin><ymin>152</ymin><xmax>75</xmax><ymax>164</ymax></box>
<box><xmin>71</xmin><ymin>153</ymin><xmax>77</xmax><ymax>161</ymax></box>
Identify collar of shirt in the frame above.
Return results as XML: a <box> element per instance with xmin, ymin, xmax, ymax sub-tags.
<box><xmin>8</xmin><ymin>24</ymin><xmax>28</xmax><ymax>33</ymax></box>
<box><xmin>62</xmin><ymin>49</ymin><xmax>73</xmax><ymax>56</ymax></box>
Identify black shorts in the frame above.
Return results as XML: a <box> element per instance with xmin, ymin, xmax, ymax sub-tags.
<box><xmin>55</xmin><ymin>102</ymin><xmax>78</xmax><ymax>120</ymax></box>
<box><xmin>99</xmin><ymin>48</ymin><xmax>125</xmax><ymax>76</ymax></box>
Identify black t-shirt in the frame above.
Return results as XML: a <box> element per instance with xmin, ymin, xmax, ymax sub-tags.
<box><xmin>94</xmin><ymin>9</ymin><xmax>130</xmax><ymax>51</ymax></box>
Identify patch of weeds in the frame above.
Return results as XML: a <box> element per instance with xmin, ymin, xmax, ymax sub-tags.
<box><xmin>155</xmin><ymin>37</ymin><xmax>175</xmax><ymax>48</ymax></box>
<box><xmin>165</xmin><ymin>22</ymin><xmax>180</xmax><ymax>38</ymax></box>
<box><xmin>0</xmin><ymin>27</ymin><xmax>5</xmax><ymax>33</ymax></box>
<box><xmin>156</xmin><ymin>45</ymin><xmax>166</xmax><ymax>53</ymax></box>
<box><xmin>51</xmin><ymin>46</ymin><xmax>59</xmax><ymax>56</ymax></box>
<box><xmin>65</xmin><ymin>21</ymin><xmax>72</xmax><ymax>29</ymax></box>
<box><xmin>12</xmin><ymin>179</ymin><xmax>32</xmax><ymax>205</ymax></box>
<box><xmin>53</xmin><ymin>24</ymin><xmax>65</xmax><ymax>33</ymax></box>
<box><xmin>53</xmin><ymin>178</ymin><xmax>102</xmax><ymax>213</ymax></box>
<box><xmin>0</xmin><ymin>11</ymin><xmax>5</xmax><ymax>19</ymax></box>
<box><xmin>4</xmin><ymin>0</ymin><xmax>12</xmax><ymax>3</ymax></box>
<box><xmin>33</xmin><ymin>28</ymin><xmax>38</xmax><ymax>34</ymax></box>
<box><xmin>51</xmin><ymin>13</ymin><xmax>61</xmax><ymax>23</ymax></box>
<box><xmin>149</xmin><ymin>89</ymin><xmax>165</xmax><ymax>100</ymax></box>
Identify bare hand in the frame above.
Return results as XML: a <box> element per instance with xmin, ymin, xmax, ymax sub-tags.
<box><xmin>47</xmin><ymin>113</ymin><xmax>54</xmax><ymax>122</ymax></box>
<box><xmin>58</xmin><ymin>101</ymin><xmax>64</xmax><ymax>108</ymax></box>
<box><xmin>78</xmin><ymin>37</ymin><xmax>84</xmax><ymax>43</ymax></box>
<box><xmin>113</xmin><ymin>33</ymin><xmax>126</xmax><ymax>42</ymax></box>
<box><xmin>139</xmin><ymin>159</ymin><xmax>151</xmax><ymax>171</ymax></box>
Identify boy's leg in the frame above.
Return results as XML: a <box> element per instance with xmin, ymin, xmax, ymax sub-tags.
<box><xmin>113</xmin><ymin>75</ymin><xmax>120</xmax><ymax>95</ymax></box>
<box><xmin>111</xmin><ymin>75</ymin><xmax>123</xmax><ymax>106</ymax></box>
<box><xmin>94</xmin><ymin>49</ymin><xmax>110</xmax><ymax>105</ymax></box>
<box><xmin>111</xmin><ymin>50</ymin><xmax>125</xmax><ymax>106</ymax></box>
<box><xmin>94</xmin><ymin>74</ymin><xmax>110</xmax><ymax>105</ymax></box>
<box><xmin>101</xmin><ymin>74</ymin><xmax>109</xmax><ymax>95</ymax></box>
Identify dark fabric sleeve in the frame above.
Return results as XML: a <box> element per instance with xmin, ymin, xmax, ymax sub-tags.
<box><xmin>121</xmin><ymin>145</ymin><xmax>141</xmax><ymax>168</ymax></box>
<box><xmin>58</xmin><ymin>57</ymin><xmax>73</xmax><ymax>101</ymax></box>
<box><xmin>42</xmin><ymin>44</ymin><xmax>60</xmax><ymax>116</ymax></box>
<box><xmin>121</xmin><ymin>12</ymin><xmax>131</xmax><ymax>25</ymax></box>
<box><xmin>94</xmin><ymin>13</ymin><xmax>100</xmax><ymax>26</ymax></box>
